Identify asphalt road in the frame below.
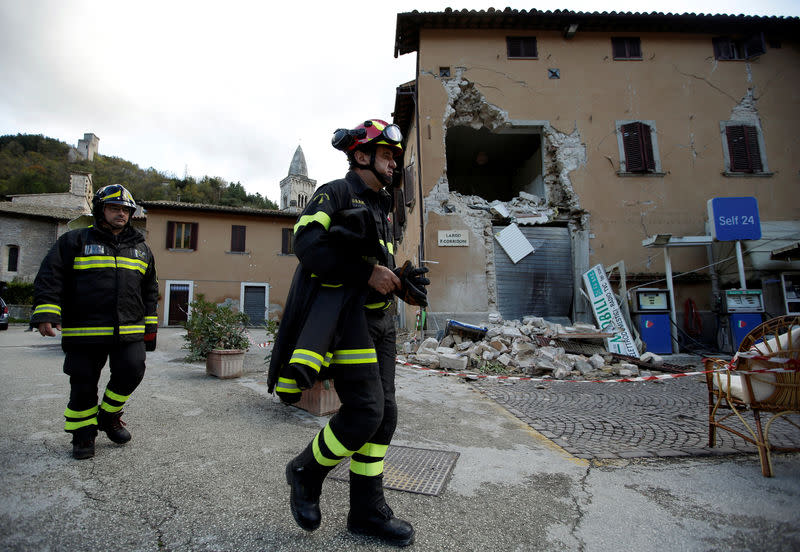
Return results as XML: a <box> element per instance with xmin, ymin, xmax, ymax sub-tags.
<box><xmin>1</xmin><ymin>326</ymin><xmax>799</xmax><ymax>551</ymax></box>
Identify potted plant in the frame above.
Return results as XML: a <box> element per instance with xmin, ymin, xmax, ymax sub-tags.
<box><xmin>183</xmin><ymin>295</ymin><xmax>250</xmax><ymax>378</ymax></box>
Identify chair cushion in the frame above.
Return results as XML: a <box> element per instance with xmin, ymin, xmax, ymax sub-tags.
<box><xmin>712</xmin><ymin>369</ymin><xmax>777</xmax><ymax>404</ymax></box>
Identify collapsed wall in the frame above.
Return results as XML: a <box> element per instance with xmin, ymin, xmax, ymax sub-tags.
<box><xmin>424</xmin><ymin>71</ymin><xmax>587</xmax><ymax>314</ymax></box>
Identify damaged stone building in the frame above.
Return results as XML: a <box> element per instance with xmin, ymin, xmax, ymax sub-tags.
<box><xmin>388</xmin><ymin>8</ymin><xmax>800</xmax><ymax>349</ymax></box>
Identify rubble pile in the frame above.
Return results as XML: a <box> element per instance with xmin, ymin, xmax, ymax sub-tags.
<box><xmin>398</xmin><ymin>314</ymin><xmax>666</xmax><ymax>381</ymax></box>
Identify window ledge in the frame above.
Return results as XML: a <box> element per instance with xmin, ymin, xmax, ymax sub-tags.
<box><xmin>168</xmin><ymin>248</ymin><xmax>195</xmax><ymax>252</ymax></box>
<box><xmin>226</xmin><ymin>251</ymin><xmax>250</xmax><ymax>255</ymax></box>
<box><xmin>722</xmin><ymin>171</ymin><xmax>774</xmax><ymax>177</ymax></box>
<box><xmin>616</xmin><ymin>171</ymin><xmax>667</xmax><ymax>177</ymax></box>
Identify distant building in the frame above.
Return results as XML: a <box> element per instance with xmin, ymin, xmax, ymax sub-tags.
<box><xmin>76</xmin><ymin>133</ymin><xmax>99</xmax><ymax>161</ymax></box>
<box><xmin>279</xmin><ymin>146</ymin><xmax>317</xmax><ymax>213</ymax></box>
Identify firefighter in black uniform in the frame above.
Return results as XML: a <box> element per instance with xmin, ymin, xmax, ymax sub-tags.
<box><xmin>31</xmin><ymin>184</ymin><xmax>158</xmax><ymax>460</ymax></box>
<box><xmin>273</xmin><ymin>119</ymin><xmax>428</xmax><ymax>547</ymax></box>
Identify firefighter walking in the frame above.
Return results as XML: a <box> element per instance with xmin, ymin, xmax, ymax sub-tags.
<box><xmin>268</xmin><ymin>119</ymin><xmax>429</xmax><ymax>547</ymax></box>
<box><xmin>31</xmin><ymin>184</ymin><xmax>158</xmax><ymax>460</ymax></box>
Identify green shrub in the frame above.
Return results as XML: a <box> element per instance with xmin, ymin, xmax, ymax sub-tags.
<box><xmin>182</xmin><ymin>295</ymin><xmax>250</xmax><ymax>361</ymax></box>
<box><xmin>2</xmin><ymin>279</ymin><xmax>34</xmax><ymax>304</ymax></box>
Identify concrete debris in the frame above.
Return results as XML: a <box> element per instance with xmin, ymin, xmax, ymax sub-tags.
<box><xmin>400</xmin><ymin>315</ymin><xmax>671</xmax><ymax>381</ymax></box>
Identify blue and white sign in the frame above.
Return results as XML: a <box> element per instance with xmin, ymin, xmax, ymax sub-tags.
<box><xmin>707</xmin><ymin>196</ymin><xmax>761</xmax><ymax>241</ymax></box>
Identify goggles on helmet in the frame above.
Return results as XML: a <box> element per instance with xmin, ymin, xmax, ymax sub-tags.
<box><xmin>332</xmin><ymin>120</ymin><xmax>403</xmax><ymax>153</ymax></box>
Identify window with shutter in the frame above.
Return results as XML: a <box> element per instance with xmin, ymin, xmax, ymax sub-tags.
<box><xmin>403</xmin><ymin>165</ymin><xmax>416</xmax><ymax>208</ymax></box>
<box><xmin>167</xmin><ymin>221</ymin><xmax>198</xmax><ymax>250</ymax></box>
<box><xmin>621</xmin><ymin>122</ymin><xmax>655</xmax><ymax>172</ymax></box>
<box><xmin>231</xmin><ymin>225</ymin><xmax>246</xmax><ymax>252</ymax></box>
<box><xmin>507</xmin><ymin>37</ymin><xmax>537</xmax><ymax>59</ymax></box>
<box><xmin>725</xmin><ymin>125</ymin><xmax>763</xmax><ymax>173</ymax></box>
<box><xmin>281</xmin><ymin>228</ymin><xmax>294</xmax><ymax>255</ymax></box>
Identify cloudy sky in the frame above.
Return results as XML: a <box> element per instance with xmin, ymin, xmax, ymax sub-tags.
<box><xmin>1</xmin><ymin>0</ymin><xmax>797</xmax><ymax>204</ymax></box>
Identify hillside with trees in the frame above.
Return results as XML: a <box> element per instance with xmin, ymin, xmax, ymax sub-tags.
<box><xmin>0</xmin><ymin>134</ymin><xmax>279</xmax><ymax>210</ymax></box>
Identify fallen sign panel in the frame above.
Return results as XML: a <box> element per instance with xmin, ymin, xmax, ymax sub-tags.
<box><xmin>328</xmin><ymin>445</ymin><xmax>459</xmax><ymax>496</ymax></box>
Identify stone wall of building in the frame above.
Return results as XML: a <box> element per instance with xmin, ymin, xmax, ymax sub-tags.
<box><xmin>0</xmin><ymin>217</ymin><xmax>58</xmax><ymax>283</ymax></box>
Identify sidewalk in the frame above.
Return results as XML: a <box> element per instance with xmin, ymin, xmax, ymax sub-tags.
<box><xmin>1</xmin><ymin>325</ymin><xmax>799</xmax><ymax>551</ymax></box>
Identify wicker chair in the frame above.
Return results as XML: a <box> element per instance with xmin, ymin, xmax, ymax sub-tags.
<box><xmin>704</xmin><ymin>315</ymin><xmax>800</xmax><ymax>477</ymax></box>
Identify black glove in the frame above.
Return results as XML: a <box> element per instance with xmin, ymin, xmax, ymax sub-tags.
<box><xmin>393</xmin><ymin>261</ymin><xmax>430</xmax><ymax>307</ymax></box>
<box><xmin>144</xmin><ymin>332</ymin><xmax>157</xmax><ymax>352</ymax></box>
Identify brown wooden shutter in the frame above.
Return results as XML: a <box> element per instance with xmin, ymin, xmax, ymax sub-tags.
<box><xmin>403</xmin><ymin>165</ymin><xmax>416</xmax><ymax>207</ymax></box>
<box><xmin>507</xmin><ymin>37</ymin><xmax>537</xmax><ymax>58</ymax></box>
<box><xmin>726</xmin><ymin>125</ymin><xmax>762</xmax><ymax>173</ymax></box>
<box><xmin>190</xmin><ymin>223</ymin><xmax>198</xmax><ymax>250</ymax></box>
<box><xmin>231</xmin><ymin>225</ymin><xmax>246</xmax><ymax>252</ymax></box>
<box><xmin>281</xmin><ymin>228</ymin><xmax>293</xmax><ymax>254</ymax></box>
<box><xmin>166</xmin><ymin>221</ymin><xmax>175</xmax><ymax>249</ymax></box>
<box><xmin>621</xmin><ymin>122</ymin><xmax>654</xmax><ymax>172</ymax></box>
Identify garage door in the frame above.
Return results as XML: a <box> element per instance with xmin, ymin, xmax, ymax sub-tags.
<box><xmin>243</xmin><ymin>285</ymin><xmax>267</xmax><ymax>326</ymax></box>
<box><xmin>493</xmin><ymin>225</ymin><xmax>573</xmax><ymax>322</ymax></box>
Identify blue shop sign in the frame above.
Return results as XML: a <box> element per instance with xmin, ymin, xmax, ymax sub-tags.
<box><xmin>707</xmin><ymin>196</ymin><xmax>762</xmax><ymax>241</ymax></box>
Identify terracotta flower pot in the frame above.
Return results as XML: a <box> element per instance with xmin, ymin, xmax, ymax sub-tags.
<box><xmin>206</xmin><ymin>349</ymin><xmax>245</xmax><ymax>379</ymax></box>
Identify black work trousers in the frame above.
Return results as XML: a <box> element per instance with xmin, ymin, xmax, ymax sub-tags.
<box><xmin>62</xmin><ymin>341</ymin><xmax>146</xmax><ymax>435</ymax></box>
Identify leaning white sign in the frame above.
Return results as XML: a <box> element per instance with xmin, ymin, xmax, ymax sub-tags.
<box><xmin>583</xmin><ymin>264</ymin><xmax>640</xmax><ymax>357</ymax></box>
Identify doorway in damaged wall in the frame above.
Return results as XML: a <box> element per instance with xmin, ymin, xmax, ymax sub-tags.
<box><xmin>445</xmin><ymin>126</ymin><xmax>544</xmax><ymax>201</ymax></box>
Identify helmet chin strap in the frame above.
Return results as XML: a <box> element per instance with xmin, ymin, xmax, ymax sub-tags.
<box><xmin>353</xmin><ymin>150</ymin><xmax>391</xmax><ymax>186</ymax></box>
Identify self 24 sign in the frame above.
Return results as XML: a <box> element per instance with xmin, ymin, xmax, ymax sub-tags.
<box><xmin>707</xmin><ymin>196</ymin><xmax>762</xmax><ymax>241</ymax></box>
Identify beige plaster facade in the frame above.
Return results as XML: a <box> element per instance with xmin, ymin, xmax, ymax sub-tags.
<box><xmin>139</xmin><ymin>202</ymin><xmax>298</xmax><ymax>327</ymax></box>
<box><xmin>391</xmin><ymin>10</ymin><xmax>800</xmax><ymax>343</ymax></box>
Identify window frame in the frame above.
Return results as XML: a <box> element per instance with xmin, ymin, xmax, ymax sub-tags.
<box><xmin>611</xmin><ymin>37</ymin><xmax>642</xmax><ymax>60</ymax></box>
<box><xmin>506</xmin><ymin>36</ymin><xmax>538</xmax><ymax>59</ymax></box>
<box><xmin>7</xmin><ymin>244</ymin><xmax>19</xmax><ymax>272</ymax></box>
<box><xmin>615</xmin><ymin>120</ymin><xmax>664</xmax><ymax>176</ymax></box>
<box><xmin>719</xmin><ymin>120</ymin><xmax>771</xmax><ymax>176</ymax></box>
<box><xmin>166</xmin><ymin>221</ymin><xmax>198</xmax><ymax>251</ymax></box>
<box><xmin>712</xmin><ymin>33</ymin><xmax>766</xmax><ymax>60</ymax></box>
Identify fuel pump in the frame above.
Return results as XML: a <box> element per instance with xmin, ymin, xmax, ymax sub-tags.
<box><xmin>631</xmin><ymin>288</ymin><xmax>672</xmax><ymax>354</ymax></box>
<box><xmin>720</xmin><ymin>289</ymin><xmax>764</xmax><ymax>352</ymax></box>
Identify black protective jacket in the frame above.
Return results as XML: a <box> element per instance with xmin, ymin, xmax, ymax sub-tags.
<box><xmin>31</xmin><ymin>224</ymin><xmax>158</xmax><ymax>348</ymax></box>
<box><xmin>267</xmin><ymin>171</ymin><xmax>395</xmax><ymax>394</ymax></box>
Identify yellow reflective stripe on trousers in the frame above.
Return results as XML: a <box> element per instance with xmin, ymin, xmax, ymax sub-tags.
<box><xmin>104</xmin><ymin>389</ymin><xmax>130</xmax><ymax>403</ymax></box>
<box><xmin>323</xmin><ymin>423</ymin><xmax>353</xmax><ymax>457</ymax></box>
<box><xmin>33</xmin><ymin>303</ymin><xmax>61</xmax><ymax>316</ymax></box>
<box><xmin>62</xmin><ymin>326</ymin><xmax>114</xmax><ymax>337</ymax></box>
<box><xmin>350</xmin><ymin>459</ymin><xmax>384</xmax><ymax>477</ymax></box>
<box><xmin>276</xmin><ymin>377</ymin><xmax>301</xmax><ymax>394</ymax></box>
<box><xmin>357</xmin><ymin>442</ymin><xmax>389</xmax><ymax>458</ymax></box>
<box><xmin>65</xmin><ymin>418</ymin><xmax>98</xmax><ymax>431</ymax></box>
<box><xmin>65</xmin><ymin>406</ymin><xmax>99</xmax><ymax>418</ymax></box>
<box><xmin>330</xmin><ymin>348</ymin><xmax>377</xmax><ymax>365</ymax></box>
<box><xmin>289</xmin><ymin>349</ymin><xmax>325</xmax><ymax>373</ymax></box>
<box><xmin>294</xmin><ymin>211</ymin><xmax>332</xmax><ymax>234</ymax></box>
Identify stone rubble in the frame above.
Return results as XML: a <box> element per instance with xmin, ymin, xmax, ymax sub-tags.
<box><xmin>398</xmin><ymin>314</ymin><xmax>668</xmax><ymax>381</ymax></box>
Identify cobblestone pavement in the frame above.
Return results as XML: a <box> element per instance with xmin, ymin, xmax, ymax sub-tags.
<box><xmin>472</xmin><ymin>376</ymin><xmax>800</xmax><ymax>460</ymax></box>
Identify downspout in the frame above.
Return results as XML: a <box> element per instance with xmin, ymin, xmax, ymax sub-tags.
<box><xmin>414</xmin><ymin>50</ymin><xmax>425</xmax><ymax>263</ymax></box>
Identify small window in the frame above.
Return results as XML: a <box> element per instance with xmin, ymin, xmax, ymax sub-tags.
<box><xmin>403</xmin><ymin>165</ymin><xmax>416</xmax><ymax>208</ymax></box>
<box><xmin>507</xmin><ymin>37</ymin><xmax>537</xmax><ymax>59</ymax></box>
<box><xmin>721</xmin><ymin>122</ymin><xmax>769</xmax><ymax>175</ymax></box>
<box><xmin>713</xmin><ymin>33</ymin><xmax>766</xmax><ymax>60</ymax></box>
<box><xmin>616</xmin><ymin>120</ymin><xmax>663</xmax><ymax>174</ymax></box>
<box><xmin>166</xmin><ymin>221</ymin><xmax>198</xmax><ymax>250</ymax></box>
<box><xmin>231</xmin><ymin>225</ymin><xmax>246</xmax><ymax>252</ymax></box>
<box><xmin>439</xmin><ymin>66</ymin><xmax>451</xmax><ymax>78</ymax></box>
<box><xmin>281</xmin><ymin>228</ymin><xmax>294</xmax><ymax>255</ymax></box>
<box><xmin>611</xmin><ymin>37</ymin><xmax>642</xmax><ymax>60</ymax></box>
<box><xmin>7</xmin><ymin>245</ymin><xmax>19</xmax><ymax>272</ymax></box>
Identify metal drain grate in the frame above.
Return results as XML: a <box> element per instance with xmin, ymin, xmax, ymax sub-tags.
<box><xmin>328</xmin><ymin>445</ymin><xmax>459</xmax><ymax>496</ymax></box>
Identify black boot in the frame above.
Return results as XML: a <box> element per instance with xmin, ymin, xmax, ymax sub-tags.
<box><xmin>347</xmin><ymin>474</ymin><xmax>415</xmax><ymax>547</ymax></box>
<box><xmin>71</xmin><ymin>428</ymin><xmax>96</xmax><ymax>460</ymax></box>
<box><xmin>98</xmin><ymin>409</ymin><xmax>131</xmax><ymax>444</ymax></box>
<box><xmin>285</xmin><ymin>445</ymin><xmax>330</xmax><ymax>531</ymax></box>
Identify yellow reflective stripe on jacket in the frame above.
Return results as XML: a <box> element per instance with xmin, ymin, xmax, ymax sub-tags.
<box><xmin>350</xmin><ymin>459</ymin><xmax>384</xmax><ymax>477</ymax></box>
<box><xmin>379</xmin><ymin>239</ymin><xmax>394</xmax><ymax>255</ymax></box>
<box><xmin>119</xmin><ymin>325</ymin><xmax>145</xmax><ymax>335</ymax></box>
<box><xmin>294</xmin><ymin>211</ymin><xmax>331</xmax><ymax>234</ymax></box>
<box><xmin>33</xmin><ymin>303</ymin><xmax>61</xmax><ymax>316</ymax></box>
<box><xmin>73</xmin><ymin>255</ymin><xmax>148</xmax><ymax>275</ymax></box>
<box><xmin>276</xmin><ymin>377</ymin><xmax>301</xmax><ymax>394</ymax></box>
<box><xmin>144</xmin><ymin>316</ymin><xmax>158</xmax><ymax>324</ymax></box>
<box><xmin>364</xmin><ymin>301</ymin><xmax>392</xmax><ymax>310</ymax></box>
<box><xmin>330</xmin><ymin>348</ymin><xmax>378</xmax><ymax>365</ymax></box>
<box><xmin>321</xmin><ymin>283</ymin><xmax>343</xmax><ymax>288</ymax></box>
<box><xmin>62</xmin><ymin>326</ymin><xmax>115</xmax><ymax>337</ymax></box>
<box><xmin>289</xmin><ymin>348</ymin><xmax>325</xmax><ymax>373</ymax></box>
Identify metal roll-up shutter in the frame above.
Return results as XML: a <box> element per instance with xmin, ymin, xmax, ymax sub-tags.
<box><xmin>493</xmin><ymin>225</ymin><xmax>573</xmax><ymax>322</ymax></box>
<box><xmin>243</xmin><ymin>285</ymin><xmax>266</xmax><ymax>326</ymax></box>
